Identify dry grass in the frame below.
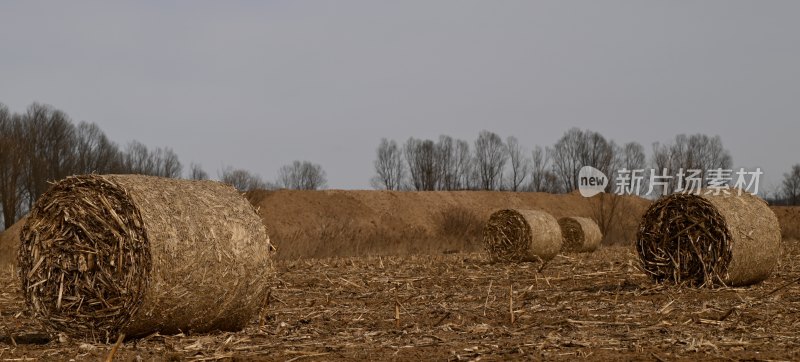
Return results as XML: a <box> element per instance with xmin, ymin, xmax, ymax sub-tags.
<box><xmin>18</xmin><ymin>175</ymin><xmax>272</xmax><ymax>341</ymax></box>
<box><xmin>246</xmin><ymin>189</ymin><xmax>651</xmax><ymax>260</ymax></box>
<box><xmin>637</xmin><ymin>190</ymin><xmax>781</xmax><ymax>287</ymax></box>
<box><xmin>772</xmin><ymin>206</ymin><xmax>800</xmax><ymax>240</ymax></box>
<box><xmin>434</xmin><ymin>206</ymin><xmax>484</xmax><ymax>247</ymax></box>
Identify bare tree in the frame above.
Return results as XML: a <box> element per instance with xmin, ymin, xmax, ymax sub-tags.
<box><xmin>21</xmin><ymin>103</ymin><xmax>77</xmax><ymax>210</ymax></box>
<box><xmin>0</xmin><ymin>105</ymin><xmax>26</xmax><ymax>229</ymax></box>
<box><xmin>153</xmin><ymin>147</ymin><xmax>183</xmax><ymax>178</ymax></box>
<box><xmin>550</xmin><ymin>128</ymin><xmax>584</xmax><ymax>192</ymax></box>
<box><xmin>546</xmin><ymin>128</ymin><xmax>630</xmax><ymax>242</ymax></box>
<box><xmin>188</xmin><ymin>163</ymin><xmax>209</xmax><ymax>180</ymax></box>
<box><xmin>550</xmin><ymin>128</ymin><xmax>615</xmax><ymax>193</ymax></box>
<box><xmin>436</xmin><ymin>135</ymin><xmax>455</xmax><ymax>190</ymax></box>
<box><xmin>528</xmin><ymin>146</ymin><xmax>561</xmax><ymax>193</ymax></box>
<box><xmin>371</xmin><ymin>138</ymin><xmax>404</xmax><ymax>190</ymax></box>
<box><xmin>473</xmin><ymin>130</ymin><xmax>506</xmax><ymax>190</ymax></box>
<box><xmin>220</xmin><ymin>166</ymin><xmax>267</xmax><ymax>192</ymax></box>
<box><xmin>505</xmin><ymin>136</ymin><xmax>530</xmax><ymax>191</ymax></box>
<box><xmin>121</xmin><ymin>141</ymin><xmax>183</xmax><ymax>177</ymax></box>
<box><xmin>73</xmin><ymin>121</ymin><xmax>121</xmax><ymax>174</ymax></box>
<box><xmin>0</xmin><ymin>102</ymin><xmax>187</xmax><ymax>229</ymax></box>
<box><xmin>123</xmin><ymin>141</ymin><xmax>156</xmax><ymax>175</ymax></box>
<box><xmin>278</xmin><ymin>161</ymin><xmax>327</xmax><ymax>190</ymax></box>
<box><xmin>404</xmin><ymin>138</ymin><xmax>439</xmax><ymax>191</ymax></box>
<box><xmin>650</xmin><ymin>134</ymin><xmax>733</xmax><ymax>195</ymax></box>
<box><xmin>434</xmin><ymin>135</ymin><xmax>473</xmax><ymax>190</ymax></box>
<box><xmin>617</xmin><ymin>142</ymin><xmax>645</xmax><ymax>170</ymax></box>
<box><xmin>783</xmin><ymin>164</ymin><xmax>800</xmax><ymax>206</ymax></box>
<box><xmin>614</xmin><ymin>142</ymin><xmax>647</xmax><ymax>195</ymax></box>
<box><xmin>454</xmin><ymin>139</ymin><xmax>472</xmax><ymax>190</ymax></box>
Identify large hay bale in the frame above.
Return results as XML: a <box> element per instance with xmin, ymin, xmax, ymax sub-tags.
<box><xmin>636</xmin><ymin>190</ymin><xmax>781</xmax><ymax>287</ymax></box>
<box><xmin>18</xmin><ymin>175</ymin><xmax>272</xmax><ymax>341</ymax></box>
<box><xmin>483</xmin><ymin>209</ymin><xmax>562</xmax><ymax>262</ymax></box>
<box><xmin>558</xmin><ymin>216</ymin><xmax>602</xmax><ymax>252</ymax></box>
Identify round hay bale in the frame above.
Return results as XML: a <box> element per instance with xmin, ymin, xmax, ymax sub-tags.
<box><xmin>483</xmin><ymin>209</ymin><xmax>562</xmax><ymax>263</ymax></box>
<box><xmin>558</xmin><ymin>216</ymin><xmax>602</xmax><ymax>252</ymax></box>
<box><xmin>18</xmin><ymin>175</ymin><xmax>272</xmax><ymax>341</ymax></box>
<box><xmin>636</xmin><ymin>189</ymin><xmax>781</xmax><ymax>287</ymax></box>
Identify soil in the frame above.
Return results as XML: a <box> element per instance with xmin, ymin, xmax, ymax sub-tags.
<box><xmin>3</xmin><ymin>242</ymin><xmax>800</xmax><ymax>361</ymax></box>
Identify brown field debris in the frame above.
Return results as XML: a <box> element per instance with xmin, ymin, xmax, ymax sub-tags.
<box><xmin>3</xmin><ymin>242</ymin><xmax>800</xmax><ymax>360</ymax></box>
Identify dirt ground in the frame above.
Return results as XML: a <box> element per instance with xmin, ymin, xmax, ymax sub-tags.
<box><xmin>3</xmin><ymin>241</ymin><xmax>800</xmax><ymax>361</ymax></box>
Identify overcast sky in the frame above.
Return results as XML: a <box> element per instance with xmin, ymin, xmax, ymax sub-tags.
<box><xmin>1</xmin><ymin>1</ymin><xmax>798</xmax><ymax>192</ymax></box>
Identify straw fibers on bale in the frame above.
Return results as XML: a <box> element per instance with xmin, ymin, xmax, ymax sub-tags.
<box><xmin>558</xmin><ymin>216</ymin><xmax>602</xmax><ymax>252</ymax></box>
<box><xmin>637</xmin><ymin>189</ymin><xmax>781</xmax><ymax>287</ymax></box>
<box><xmin>483</xmin><ymin>209</ymin><xmax>562</xmax><ymax>263</ymax></box>
<box><xmin>18</xmin><ymin>175</ymin><xmax>272</xmax><ymax>341</ymax></box>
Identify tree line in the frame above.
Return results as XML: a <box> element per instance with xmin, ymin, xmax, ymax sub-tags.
<box><xmin>3</xmin><ymin>101</ymin><xmax>799</xmax><ymax>230</ymax></box>
<box><xmin>371</xmin><ymin>127</ymin><xmax>800</xmax><ymax>204</ymax></box>
<box><xmin>0</xmin><ymin>102</ymin><xmax>327</xmax><ymax>230</ymax></box>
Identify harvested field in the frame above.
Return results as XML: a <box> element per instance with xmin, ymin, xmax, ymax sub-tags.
<box><xmin>2</xmin><ymin>192</ymin><xmax>800</xmax><ymax>360</ymax></box>
<box><xmin>3</xmin><ymin>241</ymin><xmax>800</xmax><ymax>360</ymax></box>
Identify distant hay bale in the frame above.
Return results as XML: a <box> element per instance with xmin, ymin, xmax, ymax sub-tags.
<box><xmin>18</xmin><ymin>175</ymin><xmax>272</xmax><ymax>341</ymax></box>
<box><xmin>483</xmin><ymin>209</ymin><xmax>562</xmax><ymax>263</ymax></box>
<box><xmin>558</xmin><ymin>217</ymin><xmax>602</xmax><ymax>252</ymax></box>
<box><xmin>636</xmin><ymin>189</ymin><xmax>781</xmax><ymax>287</ymax></box>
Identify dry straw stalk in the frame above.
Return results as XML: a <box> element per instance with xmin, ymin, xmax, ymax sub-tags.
<box><xmin>558</xmin><ymin>216</ymin><xmax>602</xmax><ymax>252</ymax></box>
<box><xmin>18</xmin><ymin>175</ymin><xmax>272</xmax><ymax>341</ymax></box>
<box><xmin>483</xmin><ymin>209</ymin><xmax>562</xmax><ymax>263</ymax></box>
<box><xmin>636</xmin><ymin>189</ymin><xmax>781</xmax><ymax>287</ymax></box>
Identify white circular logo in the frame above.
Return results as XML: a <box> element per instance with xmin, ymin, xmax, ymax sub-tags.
<box><xmin>578</xmin><ymin>166</ymin><xmax>608</xmax><ymax>197</ymax></box>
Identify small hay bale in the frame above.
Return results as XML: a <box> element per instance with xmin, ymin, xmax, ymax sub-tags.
<box><xmin>18</xmin><ymin>175</ymin><xmax>272</xmax><ymax>341</ymax></box>
<box><xmin>636</xmin><ymin>189</ymin><xmax>781</xmax><ymax>287</ymax></box>
<box><xmin>558</xmin><ymin>216</ymin><xmax>602</xmax><ymax>252</ymax></box>
<box><xmin>483</xmin><ymin>209</ymin><xmax>562</xmax><ymax>263</ymax></box>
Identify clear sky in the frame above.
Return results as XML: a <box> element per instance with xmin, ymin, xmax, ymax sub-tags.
<box><xmin>1</xmin><ymin>1</ymin><xmax>798</xmax><ymax>192</ymax></box>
